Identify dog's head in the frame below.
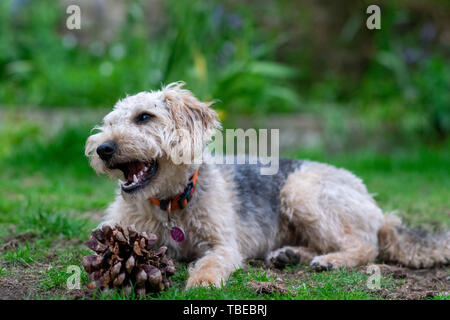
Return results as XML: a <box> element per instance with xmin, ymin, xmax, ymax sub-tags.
<box><xmin>85</xmin><ymin>82</ymin><xmax>219</xmax><ymax>199</ymax></box>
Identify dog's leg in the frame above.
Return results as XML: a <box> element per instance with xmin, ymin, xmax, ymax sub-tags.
<box><xmin>310</xmin><ymin>236</ymin><xmax>377</xmax><ymax>270</ymax></box>
<box><xmin>279</xmin><ymin>162</ymin><xmax>384</xmax><ymax>270</ymax></box>
<box><xmin>186</xmin><ymin>245</ymin><xmax>243</xmax><ymax>289</ymax></box>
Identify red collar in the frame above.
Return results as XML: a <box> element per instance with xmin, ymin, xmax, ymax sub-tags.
<box><xmin>148</xmin><ymin>170</ymin><xmax>198</xmax><ymax>211</ymax></box>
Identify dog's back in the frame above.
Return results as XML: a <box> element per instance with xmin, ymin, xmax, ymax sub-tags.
<box><xmin>218</xmin><ymin>158</ymin><xmax>304</xmax><ymax>257</ymax></box>
<box><xmin>228</xmin><ymin>158</ymin><xmax>302</xmax><ymax>223</ymax></box>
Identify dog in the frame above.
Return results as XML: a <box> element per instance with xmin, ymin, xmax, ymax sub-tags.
<box><xmin>85</xmin><ymin>82</ymin><xmax>449</xmax><ymax>288</ymax></box>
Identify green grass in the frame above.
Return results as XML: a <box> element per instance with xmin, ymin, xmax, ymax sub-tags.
<box><xmin>0</xmin><ymin>112</ymin><xmax>448</xmax><ymax>300</ymax></box>
<box><xmin>40</xmin><ymin>247</ymin><xmax>91</xmax><ymax>291</ymax></box>
<box><xmin>85</xmin><ymin>265</ymin><xmax>390</xmax><ymax>300</ymax></box>
<box><xmin>2</xmin><ymin>243</ymin><xmax>36</xmax><ymax>266</ymax></box>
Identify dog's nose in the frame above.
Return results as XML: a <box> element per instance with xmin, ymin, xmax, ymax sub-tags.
<box><xmin>96</xmin><ymin>141</ymin><xmax>117</xmax><ymax>161</ymax></box>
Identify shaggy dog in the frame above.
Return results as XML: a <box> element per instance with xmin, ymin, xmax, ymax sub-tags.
<box><xmin>85</xmin><ymin>82</ymin><xmax>449</xmax><ymax>288</ymax></box>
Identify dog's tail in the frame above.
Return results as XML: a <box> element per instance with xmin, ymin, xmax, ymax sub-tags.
<box><xmin>377</xmin><ymin>213</ymin><xmax>450</xmax><ymax>268</ymax></box>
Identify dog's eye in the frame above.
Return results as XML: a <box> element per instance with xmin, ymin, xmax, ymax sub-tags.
<box><xmin>134</xmin><ymin>113</ymin><xmax>154</xmax><ymax>124</ymax></box>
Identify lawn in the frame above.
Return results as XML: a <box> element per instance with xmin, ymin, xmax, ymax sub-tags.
<box><xmin>0</xmin><ymin>109</ymin><xmax>448</xmax><ymax>300</ymax></box>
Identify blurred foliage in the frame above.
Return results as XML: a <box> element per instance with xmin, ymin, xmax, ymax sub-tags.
<box><xmin>0</xmin><ymin>0</ymin><xmax>449</xmax><ymax>140</ymax></box>
<box><xmin>0</xmin><ymin>0</ymin><xmax>299</xmax><ymax>114</ymax></box>
<box><xmin>356</xmin><ymin>2</ymin><xmax>450</xmax><ymax>140</ymax></box>
<box><xmin>267</xmin><ymin>0</ymin><xmax>450</xmax><ymax>140</ymax></box>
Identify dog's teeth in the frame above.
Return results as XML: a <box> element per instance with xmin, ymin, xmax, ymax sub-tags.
<box><xmin>133</xmin><ymin>174</ymin><xmax>138</xmax><ymax>183</ymax></box>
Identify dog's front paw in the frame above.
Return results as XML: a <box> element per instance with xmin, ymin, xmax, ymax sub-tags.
<box><xmin>310</xmin><ymin>256</ymin><xmax>335</xmax><ymax>271</ymax></box>
<box><xmin>186</xmin><ymin>272</ymin><xmax>223</xmax><ymax>289</ymax></box>
<box><xmin>266</xmin><ymin>248</ymin><xmax>300</xmax><ymax>269</ymax></box>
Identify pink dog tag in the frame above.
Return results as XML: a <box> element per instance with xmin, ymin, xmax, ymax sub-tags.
<box><xmin>170</xmin><ymin>226</ymin><xmax>185</xmax><ymax>242</ymax></box>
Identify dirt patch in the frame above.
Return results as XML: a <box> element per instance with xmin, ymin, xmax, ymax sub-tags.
<box><xmin>246</xmin><ymin>261</ymin><xmax>449</xmax><ymax>300</ymax></box>
<box><xmin>0</xmin><ymin>260</ymin><xmax>93</xmax><ymax>300</ymax></box>
<box><xmin>376</xmin><ymin>264</ymin><xmax>449</xmax><ymax>299</ymax></box>
<box><xmin>45</xmin><ymin>286</ymin><xmax>95</xmax><ymax>300</ymax></box>
<box><xmin>248</xmin><ymin>280</ymin><xmax>290</xmax><ymax>295</ymax></box>
<box><xmin>0</xmin><ymin>232</ymin><xmax>37</xmax><ymax>252</ymax></box>
<box><xmin>0</xmin><ymin>234</ymin><xmax>93</xmax><ymax>300</ymax></box>
<box><xmin>0</xmin><ymin>265</ymin><xmax>40</xmax><ymax>300</ymax></box>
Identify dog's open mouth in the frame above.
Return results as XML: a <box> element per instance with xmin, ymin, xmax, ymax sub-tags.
<box><xmin>113</xmin><ymin>160</ymin><xmax>158</xmax><ymax>192</ymax></box>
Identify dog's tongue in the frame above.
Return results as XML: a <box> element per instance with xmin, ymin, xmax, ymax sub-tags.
<box><xmin>127</xmin><ymin>161</ymin><xmax>145</xmax><ymax>180</ymax></box>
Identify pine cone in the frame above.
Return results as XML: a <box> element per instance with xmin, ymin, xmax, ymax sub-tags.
<box><xmin>82</xmin><ymin>224</ymin><xmax>175</xmax><ymax>297</ymax></box>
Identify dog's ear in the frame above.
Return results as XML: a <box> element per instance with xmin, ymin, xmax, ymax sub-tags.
<box><xmin>163</xmin><ymin>82</ymin><xmax>220</xmax><ymax>144</ymax></box>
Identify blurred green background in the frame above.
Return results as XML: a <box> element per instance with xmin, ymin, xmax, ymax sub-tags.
<box><xmin>1</xmin><ymin>0</ymin><xmax>449</xmax><ymax>144</ymax></box>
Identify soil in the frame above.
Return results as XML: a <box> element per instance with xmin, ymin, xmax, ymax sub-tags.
<box><xmin>247</xmin><ymin>279</ymin><xmax>290</xmax><ymax>295</ymax></box>
<box><xmin>0</xmin><ymin>262</ymin><xmax>93</xmax><ymax>300</ymax></box>
<box><xmin>0</xmin><ymin>232</ymin><xmax>88</xmax><ymax>300</ymax></box>
<box><xmin>0</xmin><ymin>266</ymin><xmax>38</xmax><ymax>300</ymax></box>
<box><xmin>0</xmin><ymin>232</ymin><xmax>37</xmax><ymax>252</ymax></box>
<box><xmin>376</xmin><ymin>264</ymin><xmax>449</xmax><ymax>299</ymax></box>
<box><xmin>246</xmin><ymin>262</ymin><xmax>449</xmax><ymax>300</ymax></box>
